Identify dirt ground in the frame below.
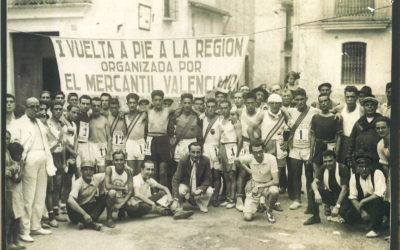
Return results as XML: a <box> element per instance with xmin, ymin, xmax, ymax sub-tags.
<box><xmin>24</xmin><ymin>192</ymin><xmax>389</xmax><ymax>250</ymax></box>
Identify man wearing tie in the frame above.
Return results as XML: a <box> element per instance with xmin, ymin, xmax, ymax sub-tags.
<box><xmin>171</xmin><ymin>142</ymin><xmax>213</xmax><ymax>213</ymax></box>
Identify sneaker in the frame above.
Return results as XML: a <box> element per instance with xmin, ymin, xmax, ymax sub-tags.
<box><xmin>103</xmin><ymin>219</ymin><xmax>116</xmax><ymax>228</ymax></box>
<box><xmin>173</xmin><ymin>210</ymin><xmax>194</xmax><ymax>220</ymax></box>
<box><xmin>271</xmin><ymin>202</ymin><xmax>284</xmax><ymax>212</ymax></box>
<box><xmin>220</xmin><ymin>201</ymin><xmax>229</xmax><ymax>207</ymax></box>
<box><xmin>236</xmin><ymin>198</ymin><xmax>244</xmax><ymax>212</ymax></box>
<box><xmin>226</xmin><ymin>202</ymin><xmax>235</xmax><ymax>209</ymax></box>
<box><xmin>19</xmin><ymin>235</ymin><xmax>34</xmax><ymax>243</ymax></box>
<box><xmin>55</xmin><ymin>214</ymin><xmax>68</xmax><ymax>222</ymax></box>
<box><xmin>266</xmin><ymin>210</ymin><xmax>276</xmax><ymax>223</ymax></box>
<box><xmin>366</xmin><ymin>230</ymin><xmax>379</xmax><ymax>238</ymax></box>
<box><xmin>289</xmin><ymin>201</ymin><xmax>301</xmax><ymax>210</ymax></box>
<box><xmin>303</xmin><ymin>215</ymin><xmax>321</xmax><ymax>225</ymax></box>
<box><xmin>31</xmin><ymin>228</ymin><xmax>52</xmax><ymax>235</ymax></box>
<box><xmin>48</xmin><ymin>219</ymin><xmax>59</xmax><ymax>228</ymax></box>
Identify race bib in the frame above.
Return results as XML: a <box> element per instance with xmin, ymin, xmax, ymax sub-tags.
<box><xmin>240</xmin><ymin>141</ymin><xmax>250</xmax><ymax>156</ymax></box>
<box><xmin>327</xmin><ymin>143</ymin><xmax>336</xmax><ymax>152</ymax></box>
<box><xmin>225</xmin><ymin>143</ymin><xmax>237</xmax><ymax>164</ymax></box>
<box><xmin>294</xmin><ymin>128</ymin><xmax>309</xmax><ymax>146</ymax></box>
<box><xmin>112</xmin><ymin>131</ymin><xmax>125</xmax><ymax>146</ymax></box>
<box><xmin>145</xmin><ymin>137</ymin><xmax>153</xmax><ymax>156</ymax></box>
<box><xmin>78</xmin><ymin>122</ymin><xmax>89</xmax><ymax>142</ymax></box>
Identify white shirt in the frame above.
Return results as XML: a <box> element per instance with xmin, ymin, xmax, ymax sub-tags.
<box><xmin>377</xmin><ymin>139</ymin><xmax>390</xmax><ymax>165</ymax></box>
<box><xmin>341</xmin><ymin>105</ymin><xmax>362</xmax><ymax>137</ymax></box>
<box><xmin>202</xmin><ymin>116</ymin><xmax>221</xmax><ymax>146</ymax></box>
<box><xmin>287</xmin><ymin>106</ymin><xmax>319</xmax><ymax>148</ymax></box>
<box><xmin>348</xmin><ymin>170</ymin><xmax>386</xmax><ymax>199</ymax></box>
<box><xmin>239</xmin><ymin>153</ymin><xmax>278</xmax><ymax>183</ymax></box>
<box><xmin>379</xmin><ymin>102</ymin><xmax>390</xmax><ymax>118</ymax></box>
<box><xmin>133</xmin><ymin>173</ymin><xmax>158</xmax><ymax>198</ymax></box>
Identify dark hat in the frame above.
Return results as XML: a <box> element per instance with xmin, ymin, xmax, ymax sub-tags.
<box><xmin>360</xmin><ymin>96</ymin><xmax>378</xmax><ymax>106</ymax></box>
<box><xmin>354</xmin><ymin>152</ymin><xmax>373</xmax><ymax>164</ymax></box>
<box><xmin>359</xmin><ymin>86</ymin><xmax>372</xmax><ymax>96</ymax></box>
<box><xmin>252</xmin><ymin>87</ymin><xmax>269</xmax><ymax>98</ymax></box>
<box><xmin>163</xmin><ymin>98</ymin><xmax>174</xmax><ymax>104</ymax></box>
<box><xmin>138</xmin><ymin>99</ymin><xmax>150</xmax><ymax>105</ymax></box>
<box><xmin>318</xmin><ymin>82</ymin><xmax>332</xmax><ymax>91</ymax></box>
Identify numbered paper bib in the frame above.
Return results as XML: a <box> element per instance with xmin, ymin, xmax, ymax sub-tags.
<box><xmin>293</xmin><ymin>128</ymin><xmax>309</xmax><ymax>146</ymax></box>
<box><xmin>112</xmin><ymin>131</ymin><xmax>125</xmax><ymax>146</ymax></box>
<box><xmin>327</xmin><ymin>143</ymin><xmax>336</xmax><ymax>152</ymax></box>
<box><xmin>78</xmin><ymin>122</ymin><xmax>89</xmax><ymax>142</ymax></box>
<box><xmin>225</xmin><ymin>143</ymin><xmax>237</xmax><ymax>164</ymax></box>
<box><xmin>145</xmin><ymin>137</ymin><xmax>153</xmax><ymax>156</ymax></box>
<box><xmin>96</xmin><ymin>145</ymin><xmax>107</xmax><ymax>166</ymax></box>
<box><xmin>240</xmin><ymin>141</ymin><xmax>250</xmax><ymax>156</ymax></box>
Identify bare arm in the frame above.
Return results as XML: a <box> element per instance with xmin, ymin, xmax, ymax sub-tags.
<box><xmin>152</xmin><ymin>182</ymin><xmax>173</xmax><ymax>200</ymax></box>
<box><xmin>68</xmin><ymin>196</ymin><xmax>90</xmax><ymax>217</ymax></box>
<box><xmin>105</xmin><ymin>119</ymin><xmax>112</xmax><ymax>160</ymax></box>
<box><xmin>336</xmin><ymin>185</ymin><xmax>348</xmax><ymax>206</ymax></box>
<box><xmin>105</xmin><ymin>167</ymin><xmax>126</xmax><ymax>191</ymax></box>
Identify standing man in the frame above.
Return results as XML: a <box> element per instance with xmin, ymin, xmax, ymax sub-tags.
<box><xmin>252</xmin><ymin>87</ymin><xmax>269</xmax><ymax>110</ymax></box>
<box><xmin>6</xmin><ymin>93</ymin><xmax>16</xmax><ymax>127</ymax></box>
<box><xmin>311</xmin><ymin>83</ymin><xmax>340</xmax><ymax>111</ymax></box>
<box><xmin>146</xmin><ymin>90</ymin><xmax>175</xmax><ymax>187</ymax></box>
<box><xmin>9</xmin><ymin>97</ymin><xmax>57</xmax><ymax>242</ymax></box>
<box><xmin>53</xmin><ymin>91</ymin><xmax>66</xmax><ymax>106</ymax></box>
<box><xmin>304</xmin><ymin>150</ymin><xmax>351</xmax><ymax>225</ymax></box>
<box><xmin>193</xmin><ymin>97</ymin><xmax>206</xmax><ymax>119</ymax></box>
<box><xmin>232</xmin><ymin>91</ymin><xmax>245</xmax><ymax>115</ymax></box>
<box><xmin>108</xmin><ymin>98</ymin><xmax>127</xmax><ymax>154</ymax></box>
<box><xmin>201</xmin><ymin>98</ymin><xmax>222</xmax><ymax>206</ymax></box>
<box><xmin>173</xmin><ymin>93</ymin><xmax>201</xmax><ymax>165</ymax></box>
<box><xmin>346</xmin><ymin>97</ymin><xmax>382</xmax><ymax>173</ymax></box>
<box><xmin>379</xmin><ymin>82</ymin><xmax>391</xmax><ymax>118</ymax></box>
<box><xmin>281</xmin><ymin>89</ymin><xmax>294</xmax><ymax>110</ymax></box>
<box><xmin>87</xmin><ymin>97</ymin><xmax>112</xmax><ymax>173</ymax></box>
<box><xmin>104</xmin><ymin>151</ymin><xmax>133</xmax><ymax>228</ymax></box>
<box><xmin>76</xmin><ymin>95</ymin><xmax>92</xmax><ymax>172</ymax></box>
<box><xmin>100</xmin><ymin>93</ymin><xmax>112</xmax><ymax>118</ymax></box>
<box><xmin>67</xmin><ymin>92</ymin><xmax>79</xmax><ymax>106</ymax></box>
<box><xmin>172</xmin><ymin>142</ymin><xmax>213</xmax><ymax>213</ymax></box>
<box><xmin>125</xmin><ymin>93</ymin><xmax>147</xmax><ymax>175</ymax></box>
<box><xmin>236</xmin><ymin>141</ymin><xmax>279</xmax><ymax>223</ymax></box>
<box><xmin>335</xmin><ymin>86</ymin><xmax>363</xmax><ymax>165</ymax></box>
<box><xmin>219</xmin><ymin>101</ymin><xmax>242</xmax><ymax>208</ymax></box>
<box><xmin>67</xmin><ymin>161</ymin><xmax>105</xmax><ymax>231</ymax></box>
<box><xmin>286</xmin><ymin>88</ymin><xmax>319</xmax><ymax>210</ymax></box>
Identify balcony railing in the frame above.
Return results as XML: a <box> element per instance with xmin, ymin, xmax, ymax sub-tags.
<box><xmin>323</xmin><ymin>0</ymin><xmax>391</xmax><ymax>22</ymax></box>
<box><xmin>8</xmin><ymin>0</ymin><xmax>92</xmax><ymax>5</ymax></box>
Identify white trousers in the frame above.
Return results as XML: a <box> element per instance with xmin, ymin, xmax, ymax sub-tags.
<box><xmin>178</xmin><ymin>184</ymin><xmax>213</xmax><ymax>211</ymax></box>
<box><xmin>20</xmin><ymin>150</ymin><xmax>47</xmax><ymax>235</ymax></box>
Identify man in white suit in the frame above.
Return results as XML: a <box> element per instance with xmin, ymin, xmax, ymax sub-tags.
<box><xmin>9</xmin><ymin>97</ymin><xmax>57</xmax><ymax>243</ymax></box>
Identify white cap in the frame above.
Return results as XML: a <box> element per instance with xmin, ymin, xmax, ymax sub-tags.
<box><xmin>267</xmin><ymin>93</ymin><xmax>283</xmax><ymax>103</ymax></box>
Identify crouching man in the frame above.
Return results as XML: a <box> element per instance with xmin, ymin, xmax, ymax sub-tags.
<box><xmin>304</xmin><ymin>150</ymin><xmax>351</xmax><ymax>225</ymax></box>
<box><xmin>348</xmin><ymin>153</ymin><xmax>390</xmax><ymax>238</ymax></box>
<box><xmin>235</xmin><ymin>141</ymin><xmax>280</xmax><ymax>223</ymax></box>
<box><xmin>67</xmin><ymin>161</ymin><xmax>105</xmax><ymax>231</ymax></box>
<box><xmin>171</xmin><ymin>142</ymin><xmax>214</xmax><ymax>214</ymax></box>
<box><xmin>104</xmin><ymin>151</ymin><xmax>133</xmax><ymax>228</ymax></box>
<box><xmin>127</xmin><ymin>160</ymin><xmax>194</xmax><ymax>220</ymax></box>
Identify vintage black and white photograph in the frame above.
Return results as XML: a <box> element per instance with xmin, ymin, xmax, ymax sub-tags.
<box><xmin>3</xmin><ymin>0</ymin><xmax>397</xmax><ymax>249</ymax></box>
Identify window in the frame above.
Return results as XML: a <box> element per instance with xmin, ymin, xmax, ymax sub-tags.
<box><xmin>341</xmin><ymin>42</ymin><xmax>366</xmax><ymax>84</ymax></box>
<box><xmin>164</xmin><ymin>0</ymin><xmax>178</xmax><ymax>20</ymax></box>
<box><xmin>335</xmin><ymin>0</ymin><xmax>374</xmax><ymax>17</ymax></box>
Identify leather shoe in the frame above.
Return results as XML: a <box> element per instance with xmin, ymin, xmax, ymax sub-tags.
<box><xmin>173</xmin><ymin>210</ymin><xmax>194</xmax><ymax>220</ymax></box>
<box><xmin>303</xmin><ymin>215</ymin><xmax>321</xmax><ymax>226</ymax></box>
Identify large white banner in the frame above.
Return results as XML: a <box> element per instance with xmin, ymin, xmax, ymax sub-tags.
<box><xmin>50</xmin><ymin>35</ymin><xmax>249</xmax><ymax>97</ymax></box>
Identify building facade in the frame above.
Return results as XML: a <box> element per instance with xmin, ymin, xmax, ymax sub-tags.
<box><xmin>7</xmin><ymin>0</ymin><xmax>231</xmax><ymax>104</ymax></box>
<box><xmin>254</xmin><ymin>0</ymin><xmax>392</xmax><ymax>98</ymax></box>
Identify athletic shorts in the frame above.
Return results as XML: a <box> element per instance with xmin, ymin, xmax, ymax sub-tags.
<box><xmin>147</xmin><ymin>135</ymin><xmax>172</xmax><ymax>163</ymax></box>
<box><xmin>52</xmin><ymin>152</ymin><xmax>64</xmax><ymax>175</ymax></box>
<box><xmin>239</xmin><ymin>141</ymin><xmax>250</xmax><ymax>156</ymax></box>
<box><xmin>78</xmin><ymin>142</ymin><xmax>108</xmax><ymax>167</ymax></box>
<box><xmin>174</xmin><ymin>138</ymin><xmax>197</xmax><ymax>162</ymax></box>
<box><xmin>203</xmin><ymin>143</ymin><xmax>221</xmax><ymax>170</ymax></box>
<box><xmin>126</xmin><ymin>138</ymin><xmax>146</xmax><ymax>161</ymax></box>
<box><xmin>312</xmin><ymin>141</ymin><xmax>336</xmax><ymax>165</ymax></box>
<box><xmin>220</xmin><ymin>142</ymin><xmax>238</xmax><ymax>172</ymax></box>
<box><xmin>243</xmin><ymin>179</ymin><xmax>279</xmax><ymax>214</ymax></box>
<box><xmin>288</xmin><ymin>147</ymin><xmax>310</xmax><ymax>161</ymax></box>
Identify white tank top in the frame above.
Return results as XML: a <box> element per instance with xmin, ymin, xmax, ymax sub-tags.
<box><xmin>220</xmin><ymin>119</ymin><xmax>237</xmax><ymax>143</ymax></box>
<box><xmin>241</xmin><ymin>108</ymin><xmax>261</xmax><ymax>138</ymax></box>
<box><xmin>202</xmin><ymin>116</ymin><xmax>221</xmax><ymax>146</ymax></box>
<box><xmin>110</xmin><ymin>165</ymin><xmax>128</xmax><ymax>190</ymax></box>
<box><xmin>341</xmin><ymin>105</ymin><xmax>362</xmax><ymax>137</ymax></box>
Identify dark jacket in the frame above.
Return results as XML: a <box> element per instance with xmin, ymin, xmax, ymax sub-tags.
<box><xmin>346</xmin><ymin>113</ymin><xmax>382</xmax><ymax>166</ymax></box>
<box><xmin>172</xmin><ymin>154</ymin><xmax>212</xmax><ymax>198</ymax></box>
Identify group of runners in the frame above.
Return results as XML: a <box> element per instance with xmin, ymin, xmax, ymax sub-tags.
<box><xmin>5</xmin><ymin>72</ymin><xmax>392</xmax><ymax>249</ymax></box>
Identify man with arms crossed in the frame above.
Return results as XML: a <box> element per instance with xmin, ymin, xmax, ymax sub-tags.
<box><xmin>108</xmin><ymin>98</ymin><xmax>127</xmax><ymax>154</ymax></box>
